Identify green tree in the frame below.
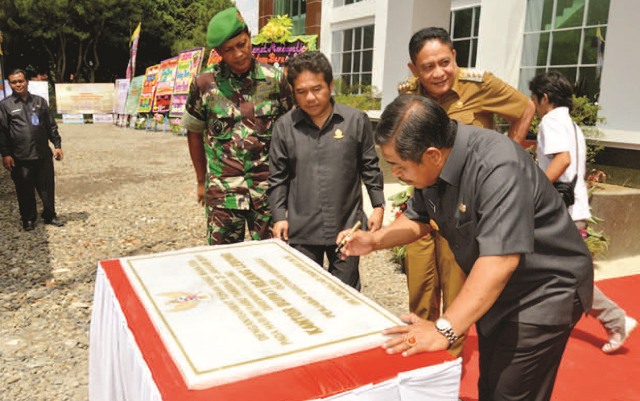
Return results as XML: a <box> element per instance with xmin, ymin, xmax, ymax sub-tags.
<box><xmin>164</xmin><ymin>0</ymin><xmax>234</xmax><ymax>55</ymax></box>
<box><xmin>0</xmin><ymin>0</ymin><xmax>232</xmax><ymax>82</ymax></box>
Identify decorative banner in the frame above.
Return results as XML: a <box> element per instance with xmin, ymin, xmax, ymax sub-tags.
<box><xmin>5</xmin><ymin>80</ymin><xmax>50</xmax><ymax>104</ymax></box>
<box><xmin>113</xmin><ymin>79</ymin><xmax>130</xmax><ymax>114</ymax></box>
<box><xmin>153</xmin><ymin>94</ymin><xmax>172</xmax><ymax>114</ymax></box>
<box><xmin>169</xmin><ymin>94</ymin><xmax>188</xmax><ymax>119</ymax></box>
<box><xmin>137</xmin><ymin>64</ymin><xmax>160</xmax><ymax>114</ymax></box>
<box><xmin>207</xmin><ymin>35</ymin><xmax>317</xmax><ymax>67</ymax></box>
<box><xmin>173</xmin><ymin>48</ymin><xmax>204</xmax><ymax>94</ymax></box>
<box><xmin>0</xmin><ymin>63</ymin><xmax>4</xmax><ymax>99</ymax></box>
<box><xmin>55</xmin><ymin>83</ymin><xmax>115</xmax><ymax>114</ymax></box>
<box><xmin>124</xmin><ymin>75</ymin><xmax>144</xmax><ymax>115</ymax></box>
<box><xmin>93</xmin><ymin>114</ymin><xmax>115</xmax><ymax>124</ymax></box>
<box><xmin>153</xmin><ymin>57</ymin><xmax>179</xmax><ymax>113</ymax></box>
<box><xmin>169</xmin><ymin>47</ymin><xmax>204</xmax><ymax>118</ymax></box>
<box><xmin>62</xmin><ymin>114</ymin><xmax>85</xmax><ymax>124</ymax></box>
<box><xmin>126</xmin><ymin>22</ymin><xmax>142</xmax><ymax>80</ymax></box>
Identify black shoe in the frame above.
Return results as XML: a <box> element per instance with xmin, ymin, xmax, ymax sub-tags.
<box><xmin>44</xmin><ymin>217</ymin><xmax>65</xmax><ymax>227</ymax></box>
<box><xmin>23</xmin><ymin>221</ymin><xmax>35</xmax><ymax>231</ymax></box>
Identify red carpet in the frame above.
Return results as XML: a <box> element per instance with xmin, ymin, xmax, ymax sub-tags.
<box><xmin>459</xmin><ymin>274</ymin><xmax>640</xmax><ymax>401</ymax></box>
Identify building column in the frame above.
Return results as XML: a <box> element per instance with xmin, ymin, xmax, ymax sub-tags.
<box><xmin>305</xmin><ymin>0</ymin><xmax>322</xmax><ymax>47</ymax></box>
<box><xmin>598</xmin><ymin>0</ymin><xmax>640</xmax><ymax>131</ymax></box>
<box><xmin>475</xmin><ymin>0</ymin><xmax>527</xmax><ymax>87</ymax></box>
<box><xmin>258</xmin><ymin>0</ymin><xmax>275</xmax><ymax>31</ymax></box>
<box><xmin>379</xmin><ymin>0</ymin><xmax>452</xmax><ymax>109</ymax></box>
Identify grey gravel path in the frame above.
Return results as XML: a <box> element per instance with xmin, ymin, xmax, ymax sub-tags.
<box><xmin>0</xmin><ymin>124</ymin><xmax>408</xmax><ymax>401</ymax></box>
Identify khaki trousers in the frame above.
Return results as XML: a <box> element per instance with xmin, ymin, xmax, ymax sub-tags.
<box><xmin>405</xmin><ymin>231</ymin><xmax>467</xmax><ymax>356</ymax></box>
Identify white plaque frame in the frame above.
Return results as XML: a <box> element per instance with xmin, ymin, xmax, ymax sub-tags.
<box><xmin>121</xmin><ymin>240</ymin><xmax>401</xmax><ymax>389</ymax></box>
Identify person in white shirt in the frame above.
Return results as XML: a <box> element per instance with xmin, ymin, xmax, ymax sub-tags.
<box><xmin>530</xmin><ymin>71</ymin><xmax>637</xmax><ymax>353</ymax></box>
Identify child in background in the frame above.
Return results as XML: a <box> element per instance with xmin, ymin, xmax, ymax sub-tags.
<box><xmin>529</xmin><ymin>70</ymin><xmax>637</xmax><ymax>353</ymax></box>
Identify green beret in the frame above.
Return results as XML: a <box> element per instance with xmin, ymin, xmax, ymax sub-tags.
<box><xmin>207</xmin><ymin>7</ymin><xmax>248</xmax><ymax>48</ymax></box>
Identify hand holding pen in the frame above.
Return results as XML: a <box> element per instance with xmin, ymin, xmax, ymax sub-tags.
<box><xmin>335</xmin><ymin>221</ymin><xmax>362</xmax><ymax>257</ymax></box>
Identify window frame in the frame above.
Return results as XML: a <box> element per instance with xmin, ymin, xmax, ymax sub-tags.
<box><xmin>274</xmin><ymin>0</ymin><xmax>307</xmax><ymax>36</ymax></box>
<box><xmin>519</xmin><ymin>0</ymin><xmax>610</xmax><ymax>100</ymax></box>
<box><xmin>449</xmin><ymin>5</ymin><xmax>481</xmax><ymax>68</ymax></box>
<box><xmin>331</xmin><ymin>24</ymin><xmax>375</xmax><ymax>94</ymax></box>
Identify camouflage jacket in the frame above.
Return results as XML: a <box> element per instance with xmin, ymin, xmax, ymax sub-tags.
<box><xmin>182</xmin><ymin>59</ymin><xmax>291</xmax><ymax>210</ymax></box>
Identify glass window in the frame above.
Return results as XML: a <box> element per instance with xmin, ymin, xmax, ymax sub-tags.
<box><xmin>274</xmin><ymin>0</ymin><xmax>307</xmax><ymax>35</ymax></box>
<box><xmin>522</xmin><ymin>32</ymin><xmax>550</xmax><ymax>66</ymax></box>
<box><xmin>362</xmin><ymin>50</ymin><xmax>373</xmax><ymax>72</ymax></box>
<box><xmin>450</xmin><ymin>6</ymin><xmax>481</xmax><ymax>68</ymax></box>
<box><xmin>581</xmin><ymin>26</ymin><xmax>606</xmax><ymax>64</ymax></box>
<box><xmin>576</xmin><ymin>66</ymin><xmax>599</xmax><ymax>98</ymax></box>
<box><xmin>331</xmin><ymin>24</ymin><xmax>375</xmax><ymax>94</ymax></box>
<box><xmin>587</xmin><ymin>0</ymin><xmax>610</xmax><ymax>25</ymax></box>
<box><xmin>554</xmin><ymin>0</ymin><xmax>585</xmax><ymax>29</ymax></box>
<box><xmin>334</xmin><ymin>0</ymin><xmax>363</xmax><ymax>7</ymax></box>
<box><xmin>525</xmin><ymin>0</ymin><xmax>554</xmax><ymax>31</ymax></box>
<box><xmin>344</xmin><ymin>30</ymin><xmax>353</xmax><ymax>52</ymax></box>
<box><xmin>453</xmin><ymin>8</ymin><xmax>473</xmax><ymax>38</ymax></box>
<box><xmin>453</xmin><ymin>40</ymin><xmax>471</xmax><ymax>67</ymax></box>
<box><xmin>363</xmin><ymin>25</ymin><xmax>374</xmax><ymax>48</ymax></box>
<box><xmin>550</xmin><ymin>29</ymin><xmax>581</xmax><ymax>65</ymax></box>
<box><xmin>361</xmin><ymin>73</ymin><xmax>372</xmax><ymax>87</ymax></box>
<box><xmin>519</xmin><ymin>0</ymin><xmax>610</xmax><ymax>101</ymax></box>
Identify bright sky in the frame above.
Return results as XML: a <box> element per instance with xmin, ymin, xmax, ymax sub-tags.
<box><xmin>234</xmin><ymin>0</ymin><xmax>259</xmax><ymax>35</ymax></box>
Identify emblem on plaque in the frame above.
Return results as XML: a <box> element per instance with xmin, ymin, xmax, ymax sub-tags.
<box><xmin>161</xmin><ymin>292</ymin><xmax>211</xmax><ymax>312</ymax></box>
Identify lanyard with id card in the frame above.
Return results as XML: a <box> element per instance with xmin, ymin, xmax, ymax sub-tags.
<box><xmin>31</xmin><ymin>107</ymin><xmax>40</xmax><ymax>126</ymax></box>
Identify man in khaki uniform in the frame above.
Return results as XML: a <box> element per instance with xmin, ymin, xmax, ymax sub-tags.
<box><xmin>397</xmin><ymin>27</ymin><xmax>534</xmax><ymax>356</ymax></box>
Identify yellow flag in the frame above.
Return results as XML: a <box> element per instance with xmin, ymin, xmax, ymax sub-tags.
<box><xmin>595</xmin><ymin>26</ymin><xmax>605</xmax><ymax>44</ymax></box>
<box><xmin>130</xmin><ymin>22</ymin><xmax>142</xmax><ymax>47</ymax></box>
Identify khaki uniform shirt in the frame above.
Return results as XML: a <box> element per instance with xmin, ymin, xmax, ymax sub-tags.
<box><xmin>403</xmin><ymin>68</ymin><xmax>530</xmax><ymax>129</ymax></box>
<box><xmin>182</xmin><ymin>59</ymin><xmax>291</xmax><ymax>210</ymax></box>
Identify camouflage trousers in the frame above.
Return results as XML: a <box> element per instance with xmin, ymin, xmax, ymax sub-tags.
<box><xmin>206</xmin><ymin>205</ymin><xmax>272</xmax><ymax>245</ymax></box>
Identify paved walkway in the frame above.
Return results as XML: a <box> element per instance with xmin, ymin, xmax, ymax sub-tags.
<box><xmin>595</xmin><ymin>256</ymin><xmax>640</xmax><ymax>281</ymax></box>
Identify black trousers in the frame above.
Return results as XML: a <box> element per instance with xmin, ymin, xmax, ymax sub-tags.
<box><xmin>477</xmin><ymin>297</ymin><xmax>583</xmax><ymax>401</ymax></box>
<box><xmin>290</xmin><ymin>243</ymin><xmax>361</xmax><ymax>291</ymax></box>
<box><xmin>10</xmin><ymin>158</ymin><xmax>57</xmax><ymax>223</ymax></box>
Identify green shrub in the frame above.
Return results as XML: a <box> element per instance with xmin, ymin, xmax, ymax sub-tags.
<box><xmin>333</xmin><ymin>78</ymin><xmax>381</xmax><ymax>111</ymax></box>
<box><xmin>525</xmin><ymin>95</ymin><xmax>605</xmax><ymax>163</ymax></box>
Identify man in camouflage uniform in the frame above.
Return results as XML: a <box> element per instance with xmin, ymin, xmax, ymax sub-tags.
<box><xmin>182</xmin><ymin>7</ymin><xmax>291</xmax><ymax>245</ymax></box>
<box><xmin>397</xmin><ymin>27</ymin><xmax>535</xmax><ymax>356</ymax></box>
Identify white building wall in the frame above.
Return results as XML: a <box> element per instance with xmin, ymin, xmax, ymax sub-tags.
<box><xmin>597</xmin><ymin>0</ymin><xmax>640</xmax><ymax>133</ymax></box>
<box><xmin>320</xmin><ymin>0</ymin><xmax>376</xmax><ymax>89</ymax></box>
<box><xmin>319</xmin><ymin>0</ymin><xmax>638</xmax><ymax>143</ymax></box>
<box><xmin>475</xmin><ymin>0</ymin><xmax>527</xmax><ymax>87</ymax></box>
<box><xmin>320</xmin><ymin>0</ymin><xmax>451</xmax><ymax>110</ymax></box>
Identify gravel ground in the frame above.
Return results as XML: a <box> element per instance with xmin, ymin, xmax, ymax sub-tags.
<box><xmin>0</xmin><ymin>123</ymin><xmax>408</xmax><ymax>401</ymax></box>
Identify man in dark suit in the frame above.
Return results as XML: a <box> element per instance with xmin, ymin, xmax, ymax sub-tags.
<box><xmin>0</xmin><ymin>69</ymin><xmax>65</xmax><ymax>230</ymax></box>
<box><xmin>339</xmin><ymin>95</ymin><xmax>593</xmax><ymax>401</ymax></box>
